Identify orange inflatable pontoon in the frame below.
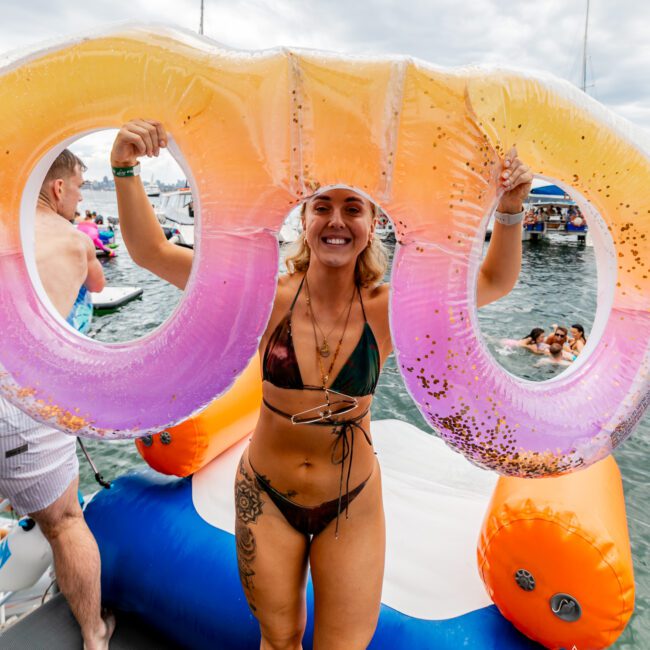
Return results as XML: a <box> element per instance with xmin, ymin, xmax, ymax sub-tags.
<box><xmin>135</xmin><ymin>356</ymin><xmax>262</xmax><ymax>477</ymax></box>
<box><xmin>478</xmin><ymin>455</ymin><xmax>634</xmax><ymax>649</ymax></box>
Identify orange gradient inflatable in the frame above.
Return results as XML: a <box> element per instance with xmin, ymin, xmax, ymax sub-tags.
<box><xmin>0</xmin><ymin>25</ymin><xmax>648</xmax><ymax>476</ymax></box>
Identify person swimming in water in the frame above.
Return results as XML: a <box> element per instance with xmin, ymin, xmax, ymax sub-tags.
<box><xmin>77</xmin><ymin>211</ymin><xmax>116</xmax><ymax>257</ymax></box>
<box><xmin>569</xmin><ymin>323</ymin><xmax>587</xmax><ymax>355</ymax></box>
<box><xmin>516</xmin><ymin>327</ymin><xmax>549</xmax><ymax>354</ymax></box>
<box><xmin>535</xmin><ymin>342</ymin><xmax>572</xmax><ymax>368</ymax></box>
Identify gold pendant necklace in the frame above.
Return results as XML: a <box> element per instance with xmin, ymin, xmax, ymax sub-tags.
<box><xmin>319</xmin><ymin>340</ymin><xmax>330</xmax><ymax>358</ymax></box>
<box><xmin>305</xmin><ymin>277</ymin><xmax>356</xmax><ymax>388</ymax></box>
<box><xmin>305</xmin><ymin>278</ymin><xmax>355</xmax><ymax>360</ymax></box>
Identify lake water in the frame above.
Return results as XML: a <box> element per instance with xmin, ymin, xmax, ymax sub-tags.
<box><xmin>75</xmin><ymin>190</ymin><xmax>648</xmax><ymax>648</ymax></box>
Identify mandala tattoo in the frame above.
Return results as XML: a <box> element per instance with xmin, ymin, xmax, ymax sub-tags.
<box><xmin>235</xmin><ymin>459</ymin><xmax>264</xmax><ymax>612</ymax></box>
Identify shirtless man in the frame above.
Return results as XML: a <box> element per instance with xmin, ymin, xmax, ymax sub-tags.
<box><xmin>0</xmin><ymin>150</ymin><xmax>114</xmax><ymax>649</ymax></box>
<box><xmin>545</xmin><ymin>325</ymin><xmax>575</xmax><ymax>362</ymax></box>
<box><xmin>35</xmin><ymin>150</ymin><xmax>106</xmax><ymax>317</ymax></box>
<box><xmin>535</xmin><ymin>343</ymin><xmax>571</xmax><ymax>368</ymax></box>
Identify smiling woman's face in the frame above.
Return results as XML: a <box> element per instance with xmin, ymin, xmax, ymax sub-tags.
<box><xmin>302</xmin><ymin>188</ymin><xmax>375</xmax><ymax>269</ymax></box>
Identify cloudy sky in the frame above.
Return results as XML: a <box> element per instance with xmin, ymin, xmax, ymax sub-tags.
<box><xmin>2</xmin><ymin>0</ymin><xmax>649</xmax><ymax>182</ymax></box>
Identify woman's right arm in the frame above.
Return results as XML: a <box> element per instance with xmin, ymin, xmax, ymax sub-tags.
<box><xmin>111</xmin><ymin>120</ymin><xmax>192</xmax><ymax>290</ymax></box>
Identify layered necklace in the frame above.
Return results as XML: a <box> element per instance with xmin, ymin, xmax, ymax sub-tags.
<box><xmin>304</xmin><ymin>277</ymin><xmax>356</xmax><ymax>389</ymax></box>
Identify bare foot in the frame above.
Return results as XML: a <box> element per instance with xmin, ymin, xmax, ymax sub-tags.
<box><xmin>83</xmin><ymin>611</ymin><xmax>116</xmax><ymax>650</ymax></box>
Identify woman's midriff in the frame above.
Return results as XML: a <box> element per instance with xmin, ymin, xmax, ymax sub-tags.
<box><xmin>248</xmin><ymin>385</ymin><xmax>376</xmax><ymax>506</ymax></box>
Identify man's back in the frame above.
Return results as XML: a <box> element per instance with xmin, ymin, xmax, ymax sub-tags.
<box><xmin>34</xmin><ymin>211</ymin><xmax>103</xmax><ymax>319</ymax></box>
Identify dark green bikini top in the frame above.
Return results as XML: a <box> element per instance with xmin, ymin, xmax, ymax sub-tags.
<box><xmin>262</xmin><ymin>276</ymin><xmax>380</xmax><ymax>397</ymax></box>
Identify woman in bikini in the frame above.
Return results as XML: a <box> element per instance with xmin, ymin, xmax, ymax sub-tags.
<box><xmin>110</xmin><ymin>119</ymin><xmax>532</xmax><ymax>649</ymax></box>
<box><xmin>569</xmin><ymin>323</ymin><xmax>587</xmax><ymax>355</ymax></box>
<box><xmin>512</xmin><ymin>327</ymin><xmax>549</xmax><ymax>354</ymax></box>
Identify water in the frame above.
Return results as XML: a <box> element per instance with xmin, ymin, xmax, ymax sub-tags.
<box><xmin>75</xmin><ymin>190</ymin><xmax>648</xmax><ymax>647</ymax></box>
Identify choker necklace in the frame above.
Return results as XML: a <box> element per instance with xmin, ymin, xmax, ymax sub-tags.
<box><xmin>305</xmin><ymin>278</ymin><xmax>356</xmax><ymax>358</ymax></box>
<box><xmin>305</xmin><ymin>278</ymin><xmax>356</xmax><ymax>386</ymax></box>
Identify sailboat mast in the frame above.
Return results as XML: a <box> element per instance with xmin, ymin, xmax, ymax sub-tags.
<box><xmin>581</xmin><ymin>0</ymin><xmax>590</xmax><ymax>92</ymax></box>
<box><xmin>199</xmin><ymin>0</ymin><xmax>205</xmax><ymax>35</ymax></box>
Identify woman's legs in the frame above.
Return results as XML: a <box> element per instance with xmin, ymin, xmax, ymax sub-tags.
<box><xmin>235</xmin><ymin>450</ymin><xmax>311</xmax><ymax>650</ymax></box>
<box><xmin>309</xmin><ymin>462</ymin><xmax>385</xmax><ymax>650</ymax></box>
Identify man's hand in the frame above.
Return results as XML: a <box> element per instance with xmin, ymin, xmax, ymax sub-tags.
<box><xmin>497</xmin><ymin>146</ymin><xmax>533</xmax><ymax>214</ymax></box>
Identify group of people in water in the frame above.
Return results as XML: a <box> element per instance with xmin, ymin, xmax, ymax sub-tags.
<box><xmin>73</xmin><ymin>209</ymin><xmax>117</xmax><ymax>257</ymax></box>
<box><xmin>513</xmin><ymin>323</ymin><xmax>588</xmax><ymax>367</ymax></box>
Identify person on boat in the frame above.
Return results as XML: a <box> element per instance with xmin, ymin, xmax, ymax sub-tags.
<box><xmin>523</xmin><ymin>210</ymin><xmax>537</xmax><ymax>227</ymax></box>
<box><xmin>569</xmin><ymin>212</ymin><xmax>585</xmax><ymax>228</ymax></box>
<box><xmin>569</xmin><ymin>323</ymin><xmax>587</xmax><ymax>355</ymax></box>
<box><xmin>535</xmin><ymin>343</ymin><xmax>571</xmax><ymax>368</ymax></box>
<box><xmin>77</xmin><ymin>212</ymin><xmax>116</xmax><ymax>257</ymax></box>
<box><xmin>0</xmin><ymin>150</ymin><xmax>114</xmax><ymax>649</ymax></box>
<box><xmin>110</xmin><ymin>118</ymin><xmax>532</xmax><ymax>649</ymax></box>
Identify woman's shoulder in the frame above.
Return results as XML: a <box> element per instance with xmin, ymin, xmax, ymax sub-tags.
<box><xmin>362</xmin><ymin>282</ymin><xmax>390</xmax><ymax>311</ymax></box>
<box><xmin>274</xmin><ymin>272</ymin><xmax>303</xmax><ymax>308</ymax></box>
<box><xmin>366</xmin><ymin>281</ymin><xmax>390</xmax><ymax>299</ymax></box>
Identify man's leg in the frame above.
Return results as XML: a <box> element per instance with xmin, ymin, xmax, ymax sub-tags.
<box><xmin>30</xmin><ymin>476</ymin><xmax>115</xmax><ymax>650</ymax></box>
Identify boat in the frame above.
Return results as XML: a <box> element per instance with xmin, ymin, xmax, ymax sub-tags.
<box><xmin>485</xmin><ymin>181</ymin><xmax>588</xmax><ymax>243</ymax></box>
<box><xmin>3</xmin><ymin>416</ymin><xmax>631</xmax><ymax>649</ymax></box>
<box><xmin>154</xmin><ymin>188</ymin><xmax>195</xmax><ymax>248</ymax></box>
<box><xmin>375</xmin><ymin>212</ymin><xmax>395</xmax><ymax>242</ymax></box>
<box><xmin>279</xmin><ymin>207</ymin><xmax>302</xmax><ymax>245</ymax></box>
<box><xmin>526</xmin><ymin>184</ymin><xmax>588</xmax><ymax>242</ymax></box>
<box><xmin>144</xmin><ymin>182</ymin><xmax>160</xmax><ymax>197</ymax></box>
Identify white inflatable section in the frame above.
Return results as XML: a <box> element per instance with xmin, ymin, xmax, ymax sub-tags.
<box><xmin>193</xmin><ymin>419</ymin><xmax>498</xmax><ymax>620</ymax></box>
<box><xmin>0</xmin><ymin>519</ymin><xmax>52</xmax><ymax>592</ymax></box>
<box><xmin>91</xmin><ymin>286</ymin><xmax>144</xmax><ymax>309</ymax></box>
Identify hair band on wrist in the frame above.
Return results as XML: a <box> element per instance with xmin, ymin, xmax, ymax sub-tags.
<box><xmin>112</xmin><ymin>163</ymin><xmax>141</xmax><ymax>178</ymax></box>
<box><xmin>494</xmin><ymin>209</ymin><xmax>524</xmax><ymax>226</ymax></box>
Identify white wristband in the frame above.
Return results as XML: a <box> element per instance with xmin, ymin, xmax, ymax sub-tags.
<box><xmin>494</xmin><ymin>209</ymin><xmax>524</xmax><ymax>226</ymax></box>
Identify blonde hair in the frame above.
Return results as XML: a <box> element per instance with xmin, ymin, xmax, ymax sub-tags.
<box><xmin>284</xmin><ymin>202</ymin><xmax>389</xmax><ymax>287</ymax></box>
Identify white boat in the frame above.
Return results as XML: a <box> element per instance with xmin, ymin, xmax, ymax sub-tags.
<box><xmin>144</xmin><ymin>182</ymin><xmax>160</xmax><ymax>197</ymax></box>
<box><xmin>278</xmin><ymin>207</ymin><xmax>302</xmax><ymax>245</ymax></box>
<box><xmin>375</xmin><ymin>213</ymin><xmax>395</xmax><ymax>241</ymax></box>
<box><xmin>154</xmin><ymin>188</ymin><xmax>195</xmax><ymax>248</ymax></box>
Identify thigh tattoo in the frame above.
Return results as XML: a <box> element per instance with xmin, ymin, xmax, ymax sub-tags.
<box><xmin>235</xmin><ymin>458</ymin><xmax>264</xmax><ymax>611</ymax></box>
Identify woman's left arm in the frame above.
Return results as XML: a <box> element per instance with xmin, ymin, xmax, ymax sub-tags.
<box><xmin>477</xmin><ymin>147</ymin><xmax>533</xmax><ymax>308</ymax></box>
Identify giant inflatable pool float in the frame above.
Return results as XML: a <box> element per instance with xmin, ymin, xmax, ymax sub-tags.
<box><xmin>88</xmin><ymin>421</ymin><xmax>533</xmax><ymax>649</ymax></box>
<box><xmin>0</xmin><ymin>27</ymin><xmax>648</xmax><ymax>468</ymax></box>
<box><xmin>86</xmin><ymin>418</ymin><xmax>633</xmax><ymax>649</ymax></box>
<box><xmin>130</xmin><ymin>365</ymin><xmax>634</xmax><ymax>648</ymax></box>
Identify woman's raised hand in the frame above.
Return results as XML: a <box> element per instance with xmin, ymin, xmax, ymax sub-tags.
<box><xmin>111</xmin><ymin>119</ymin><xmax>167</xmax><ymax>167</ymax></box>
<box><xmin>497</xmin><ymin>146</ymin><xmax>533</xmax><ymax>214</ymax></box>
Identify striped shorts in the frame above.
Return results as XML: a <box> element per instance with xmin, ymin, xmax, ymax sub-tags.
<box><xmin>0</xmin><ymin>397</ymin><xmax>78</xmax><ymax>516</ymax></box>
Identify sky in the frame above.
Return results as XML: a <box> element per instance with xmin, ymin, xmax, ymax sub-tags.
<box><xmin>1</xmin><ymin>0</ymin><xmax>649</xmax><ymax>182</ymax></box>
